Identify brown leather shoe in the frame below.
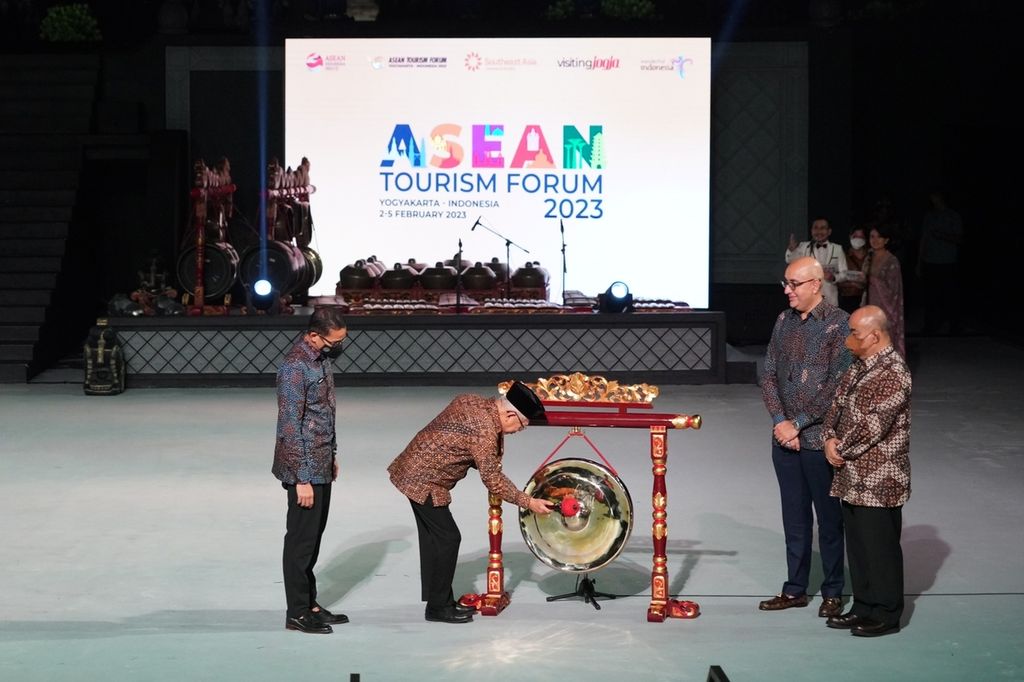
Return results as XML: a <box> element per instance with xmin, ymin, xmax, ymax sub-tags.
<box><xmin>826</xmin><ymin>611</ymin><xmax>868</xmax><ymax>629</ymax></box>
<box><xmin>818</xmin><ymin>596</ymin><xmax>843</xmax><ymax>618</ymax></box>
<box><xmin>758</xmin><ymin>593</ymin><xmax>809</xmax><ymax>611</ymax></box>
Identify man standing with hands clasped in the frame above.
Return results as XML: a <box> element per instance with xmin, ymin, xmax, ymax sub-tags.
<box><xmin>823</xmin><ymin>305</ymin><xmax>912</xmax><ymax>637</ymax></box>
<box><xmin>760</xmin><ymin>256</ymin><xmax>852</xmax><ymax>618</ymax></box>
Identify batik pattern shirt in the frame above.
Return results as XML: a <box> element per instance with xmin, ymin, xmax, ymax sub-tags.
<box><xmin>272</xmin><ymin>337</ymin><xmax>336</xmax><ymax>485</ymax></box>
<box><xmin>824</xmin><ymin>346</ymin><xmax>912</xmax><ymax>507</ymax></box>
<box><xmin>388</xmin><ymin>394</ymin><xmax>531</xmax><ymax>508</ymax></box>
<box><xmin>761</xmin><ymin>299</ymin><xmax>852</xmax><ymax>451</ymax></box>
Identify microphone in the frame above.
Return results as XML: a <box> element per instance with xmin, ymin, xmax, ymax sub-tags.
<box><xmin>560</xmin><ymin>218</ymin><xmax>564</xmax><ymax>234</ymax></box>
<box><xmin>471</xmin><ymin>216</ymin><xmax>481</xmax><ymax>231</ymax></box>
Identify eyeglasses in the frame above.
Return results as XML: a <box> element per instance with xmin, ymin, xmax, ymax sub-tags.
<box><xmin>318</xmin><ymin>333</ymin><xmax>346</xmax><ymax>349</ymax></box>
<box><xmin>780</xmin><ymin>278</ymin><xmax>817</xmax><ymax>290</ymax></box>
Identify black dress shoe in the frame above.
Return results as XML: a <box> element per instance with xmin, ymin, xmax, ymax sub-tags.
<box><xmin>852</xmin><ymin>620</ymin><xmax>900</xmax><ymax>637</ymax></box>
<box><xmin>451</xmin><ymin>601</ymin><xmax>477</xmax><ymax>616</ymax></box>
<box><xmin>826</xmin><ymin>612</ymin><xmax>868</xmax><ymax>629</ymax></box>
<box><xmin>312</xmin><ymin>605</ymin><xmax>349</xmax><ymax>625</ymax></box>
<box><xmin>425</xmin><ymin>605</ymin><xmax>474</xmax><ymax>624</ymax></box>
<box><xmin>286</xmin><ymin>613</ymin><xmax>333</xmax><ymax>634</ymax></box>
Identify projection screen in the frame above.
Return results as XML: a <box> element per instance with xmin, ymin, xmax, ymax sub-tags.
<box><xmin>285</xmin><ymin>37</ymin><xmax>710</xmax><ymax>307</ymax></box>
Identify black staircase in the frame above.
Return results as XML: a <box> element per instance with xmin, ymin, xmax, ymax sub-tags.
<box><xmin>0</xmin><ymin>53</ymin><xmax>97</xmax><ymax>382</ymax></box>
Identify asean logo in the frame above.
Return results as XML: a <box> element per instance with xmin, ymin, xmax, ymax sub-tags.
<box><xmin>306</xmin><ymin>53</ymin><xmax>324</xmax><ymax>70</ymax></box>
<box><xmin>464</xmin><ymin>52</ymin><xmax>481</xmax><ymax>71</ymax></box>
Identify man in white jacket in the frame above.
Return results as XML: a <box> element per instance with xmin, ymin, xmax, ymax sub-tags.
<box><xmin>786</xmin><ymin>217</ymin><xmax>848</xmax><ymax>306</ymax></box>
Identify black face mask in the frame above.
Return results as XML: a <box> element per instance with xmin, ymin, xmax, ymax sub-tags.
<box><xmin>321</xmin><ymin>344</ymin><xmax>343</xmax><ymax>360</ymax></box>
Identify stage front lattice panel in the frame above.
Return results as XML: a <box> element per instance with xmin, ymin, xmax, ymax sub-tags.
<box><xmin>103</xmin><ymin>312</ymin><xmax>726</xmax><ymax>387</ymax></box>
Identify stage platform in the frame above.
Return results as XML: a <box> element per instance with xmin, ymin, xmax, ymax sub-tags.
<box><xmin>2</xmin><ymin>336</ymin><xmax>1021</xmax><ymax>681</ymax></box>
<box><xmin>102</xmin><ymin>310</ymin><xmax>728</xmax><ymax>387</ymax></box>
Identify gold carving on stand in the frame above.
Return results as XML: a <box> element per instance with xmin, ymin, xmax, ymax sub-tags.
<box><xmin>499</xmin><ymin>372</ymin><xmax>659</xmax><ymax>403</ymax></box>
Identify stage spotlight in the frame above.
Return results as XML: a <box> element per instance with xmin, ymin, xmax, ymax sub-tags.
<box><xmin>248</xmin><ymin>278</ymin><xmax>279</xmax><ymax>313</ymax></box>
<box><xmin>597</xmin><ymin>280</ymin><xmax>634</xmax><ymax>313</ymax></box>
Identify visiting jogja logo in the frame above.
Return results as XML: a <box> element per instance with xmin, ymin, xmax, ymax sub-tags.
<box><xmin>556</xmin><ymin>56</ymin><xmax>620</xmax><ymax>70</ymax></box>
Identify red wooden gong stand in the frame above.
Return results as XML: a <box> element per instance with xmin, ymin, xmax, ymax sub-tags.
<box><xmin>459</xmin><ymin>373</ymin><xmax>702</xmax><ymax>622</ymax></box>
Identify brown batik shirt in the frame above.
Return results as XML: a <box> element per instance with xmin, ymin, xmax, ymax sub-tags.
<box><xmin>823</xmin><ymin>345</ymin><xmax>912</xmax><ymax>507</ymax></box>
<box><xmin>388</xmin><ymin>394</ymin><xmax>532</xmax><ymax>508</ymax></box>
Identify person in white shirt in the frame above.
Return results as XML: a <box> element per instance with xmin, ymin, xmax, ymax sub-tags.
<box><xmin>786</xmin><ymin>217</ymin><xmax>848</xmax><ymax>306</ymax></box>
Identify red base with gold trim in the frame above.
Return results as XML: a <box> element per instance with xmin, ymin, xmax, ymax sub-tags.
<box><xmin>458</xmin><ymin>591</ymin><xmax>510</xmax><ymax>616</ymax></box>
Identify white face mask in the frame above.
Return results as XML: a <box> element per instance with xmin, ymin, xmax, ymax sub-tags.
<box><xmin>850</xmin><ymin>238</ymin><xmax>866</xmax><ymax>250</ymax></box>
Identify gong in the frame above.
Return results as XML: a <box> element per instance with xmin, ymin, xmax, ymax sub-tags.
<box><xmin>520</xmin><ymin>458</ymin><xmax>633</xmax><ymax>573</ymax></box>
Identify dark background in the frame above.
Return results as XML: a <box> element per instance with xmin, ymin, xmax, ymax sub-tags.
<box><xmin>2</xmin><ymin>0</ymin><xmax>1015</xmax><ymax>346</ymax></box>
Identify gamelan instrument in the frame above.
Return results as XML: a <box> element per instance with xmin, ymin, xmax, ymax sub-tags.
<box><xmin>459</xmin><ymin>372</ymin><xmax>702</xmax><ymax>622</ymax></box>
<box><xmin>520</xmin><ymin>456</ymin><xmax>633</xmax><ymax>610</ymax></box>
<box><xmin>520</xmin><ymin>457</ymin><xmax>633</xmax><ymax>573</ymax></box>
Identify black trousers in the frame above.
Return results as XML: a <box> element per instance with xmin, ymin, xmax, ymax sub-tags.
<box><xmin>282</xmin><ymin>482</ymin><xmax>332</xmax><ymax>618</ymax></box>
<box><xmin>409</xmin><ymin>496</ymin><xmax>461</xmax><ymax>610</ymax></box>
<box><xmin>842</xmin><ymin>501</ymin><xmax>904</xmax><ymax>626</ymax></box>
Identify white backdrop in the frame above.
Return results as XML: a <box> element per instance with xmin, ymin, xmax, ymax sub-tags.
<box><xmin>285</xmin><ymin>37</ymin><xmax>710</xmax><ymax>306</ymax></box>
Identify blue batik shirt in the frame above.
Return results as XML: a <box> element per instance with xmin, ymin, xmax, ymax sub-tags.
<box><xmin>272</xmin><ymin>336</ymin><xmax>336</xmax><ymax>484</ymax></box>
<box><xmin>761</xmin><ymin>299</ymin><xmax>852</xmax><ymax>451</ymax></box>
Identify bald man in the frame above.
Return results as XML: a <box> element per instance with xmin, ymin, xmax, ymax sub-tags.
<box><xmin>822</xmin><ymin>306</ymin><xmax>912</xmax><ymax>637</ymax></box>
<box><xmin>760</xmin><ymin>256</ymin><xmax>852</xmax><ymax>618</ymax></box>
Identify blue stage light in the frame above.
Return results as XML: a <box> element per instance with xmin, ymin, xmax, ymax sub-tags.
<box><xmin>254</xmin><ymin>278</ymin><xmax>272</xmax><ymax>296</ymax></box>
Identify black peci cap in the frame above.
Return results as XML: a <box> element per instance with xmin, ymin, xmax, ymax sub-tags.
<box><xmin>505</xmin><ymin>381</ymin><xmax>547</xmax><ymax>421</ymax></box>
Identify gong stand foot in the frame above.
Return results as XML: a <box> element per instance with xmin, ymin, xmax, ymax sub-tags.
<box><xmin>546</xmin><ymin>576</ymin><xmax>615</xmax><ymax>610</ymax></box>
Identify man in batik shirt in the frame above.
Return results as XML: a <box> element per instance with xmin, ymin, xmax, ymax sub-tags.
<box><xmin>272</xmin><ymin>306</ymin><xmax>349</xmax><ymax>634</ymax></box>
<box><xmin>760</xmin><ymin>256</ymin><xmax>852</xmax><ymax>618</ymax></box>
<box><xmin>388</xmin><ymin>382</ymin><xmax>554</xmax><ymax>624</ymax></box>
<box><xmin>823</xmin><ymin>305</ymin><xmax>912</xmax><ymax>638</ymax></box>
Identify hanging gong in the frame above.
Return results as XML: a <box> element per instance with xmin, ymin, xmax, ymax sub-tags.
<box><xmin>520</xmin><ymin>458</ymin><xmax>633</xmax><ymax>573</ymax></box>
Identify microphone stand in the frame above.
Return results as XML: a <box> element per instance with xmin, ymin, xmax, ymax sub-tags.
<box><xmin>455</xmin><ymin>237</ymin><xmax>464</xmax><ymax>315</ymax></box>
<box><xmin>560</xmin><ymin>219</ymin><xmax>567</xmax><ymax>305</ymax></box>
<box><xmin>473</xmin><ymin>217</ymin><xmax>530</xmax><ymax>298</ymax></box>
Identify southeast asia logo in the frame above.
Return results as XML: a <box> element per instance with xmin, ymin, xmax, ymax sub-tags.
<box><xmin>464</xmin><ymin>52</ymin><xmax>482</xmax><ymax>71</ymax></box>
